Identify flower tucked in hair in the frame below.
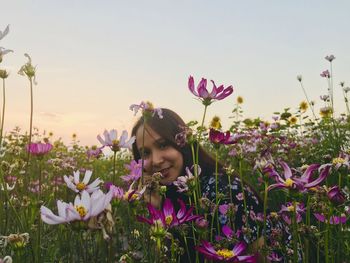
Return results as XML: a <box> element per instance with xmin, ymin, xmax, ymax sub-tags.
<box><xmin>188</xmin><ymin>76</ymin><xmax>234</xmax><ymax>106</ymax></box>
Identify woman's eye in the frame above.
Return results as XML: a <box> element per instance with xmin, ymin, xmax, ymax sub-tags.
<box><xmin>140</xmin><ymin>149</ymin><xmax>150</xmax><ymax>157</ymax></box>
<box><xmin>158</xmin><ymin>142</ymin><xmax>168</xmax><ymax>149</ymax></box>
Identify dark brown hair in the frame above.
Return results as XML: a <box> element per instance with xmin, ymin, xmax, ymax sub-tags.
<box><xmin>131</xmin><ymin>108</ymin><xmax>221</xmax><ymax>177</ymax></box>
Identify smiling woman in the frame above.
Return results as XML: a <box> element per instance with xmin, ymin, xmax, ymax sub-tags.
<box><xmin>130</xmin><ymin>108</ymin><xmax>270</xmax><ymax>262</ymax></box>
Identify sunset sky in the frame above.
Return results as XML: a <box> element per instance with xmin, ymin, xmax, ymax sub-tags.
<box><xmin>1</xmin><ymin>0</ymin><xmax>350</xmax><ymax>146</ymax></box>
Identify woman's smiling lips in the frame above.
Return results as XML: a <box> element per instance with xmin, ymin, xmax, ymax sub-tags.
<box><xmin>157</xmin><ymin>167</ymin><xmax>171</xmax><ymax>178</ymax></box>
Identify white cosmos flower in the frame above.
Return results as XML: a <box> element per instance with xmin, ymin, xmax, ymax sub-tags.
<box><xmin>97</xmin><ymin>129</ymin><xmax>135</xmax><ymax>152</ymax></box>
<box><xmin>41</xmin><ymin>189</ymin><xmax>113</xmax><ymax>224</ymax></box>
<box><xmin>64</xmin><ymin>170</ymin><xmax>101</xmax><ymax>193</ymax></box>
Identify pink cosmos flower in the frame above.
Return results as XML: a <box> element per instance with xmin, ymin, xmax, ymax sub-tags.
<box><xmin>209</xmin><ymin>128</ymin><xmax>235</xmax><ymax>145</ymax></box>
<box><xmin>63</xmin><ymin>170</ymin><xmax>101</xmax><ymax>193</ymax></box>
<box><xmin>26</xmin><ymin>142</ymin><xmax>53</xmax><ymax>156</ymax></box>
<box><xmin>137</xmin><ymin>198</ymin><xmax>199</xmax><ymax>228</ymax></box>
<box><xmin>196</xmin><ymin>240</ymin><xmax>256</xmax><ymax>262</ymax></box>
<box><xmin>279</xmin><ymin>202</ymin><xmax>305</xmax><ymax>225</ymax></box>
<box><xmin>320</xmin><ymin>70</ymin><xmax>330</xmax><ymax>78</ymax></box>
<box><xmin>314</xmin><ymin>213</ymin><xmax>347</xmax><ymax>225</ymax></box>
<box><xmin>266</xmin><ymin>161</ymin><xmax>331</xmax><ymax>192</ymax></box>
<box><xmin>40</xmin><ymin>189</ymin><xmax>113</xmax><ymax>224</ymax></box>
<box><xmin>110</xmin><ymin>181</ymin><xmax>146</xmax><ymax>202</ymax></box>
<box><xmin>97</xmin><ymin>129</ymin><xmax>135</xmax><ymax>152</ymax></box>
<box><xmin>188</xmin><ymin>76</ymin><xmax>234</xmax><ymax>106</ymax></box>
<box><xmin>129</xmin><ymin>101</ymin><xmax>163</xmax><ymax>119</ymax></box>
<box><xmin>120</xmin><ymin>159</ymin><xmax>143</xmax><ymax>183</ymax></box>
<box><xmin>173</xmin><ymin>165</ymin><xmax>199</xmax><ymax>193</ymax></box>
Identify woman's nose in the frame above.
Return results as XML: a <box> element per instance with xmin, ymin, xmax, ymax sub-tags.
<box><xmin>151</xmin><ymin>150</ymin><xmax>164</xmax><ymax>168</ymax></box>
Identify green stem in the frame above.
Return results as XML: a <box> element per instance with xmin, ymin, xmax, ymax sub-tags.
<box><xmin>0</xmin><ymin>78</ymin><xmax>5</xmax><ymax>150</ymax></box>
<box><xmin>238</xmin><ymin>159</ymin><xmax>248</xmax><ymax>227</ymax></box>
<box><xmin>292</xmin><ymin>200</ymin><xmax>298</xmax><ymax>263</ymax></box>
<box><xmin>113</xmin><ymin>151</ymin><xmax>116</xmax><ymax>183</ymax></box>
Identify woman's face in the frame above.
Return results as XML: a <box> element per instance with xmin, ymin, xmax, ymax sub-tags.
<box><xmin>135</xmin><ymin>125</ymin><xmax>184</xmax><ymax>185</ymax></box>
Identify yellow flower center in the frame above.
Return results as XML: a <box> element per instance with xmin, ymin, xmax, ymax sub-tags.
<box><xmin>284</xmin><ymin>178</ymin><xmax>294</xmax><ymax>188</ymax></box>
<box><xmin>332</xmin><ymin>157</ymin><xmax>345</xmax><ymax>165</ymax></box>
<box><xmin>237</xmin><ymin>96</ymin><xmax>243</xmax><ymax>104</ymax></box>
<box><xmin>75</xmin><ymin>205</ymin><xmax>88</xmax><ymax>217</ymax></box>
<box><xmin>165</xmin><ymin>215</ymin><xmax>173</xmax><ymax>225</ymax></box>
<box><xmin>210</xmin><ymin>116</ymin><xmax>222</xmax><ymax>130</ymax></box>
<box><xmin>217</xmin><ymin>249</ymin><xmax>234</xmax><ymax>259</ymax></box>
<box><xmin>76</xmin><ymin>182</ymin><xmax>86</xmax><ymax>191</ymax></box>
<box><xmin>287</xmin><ymin>205</ymin><xmax>295</xmax><ymax>212</ymax></box>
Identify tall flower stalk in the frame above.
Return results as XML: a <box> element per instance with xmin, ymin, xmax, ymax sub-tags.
<box><xmin>296</xmin><ymin>75</ymin><xmax>316</xmax><ymax>120</ymax></box>
<box><xmin>0</xmin><ymin>69</ymin><xmax>9</xmax><ymax>150</ymax></box>
<box><xmin>18</xmin><ymin>54</ymin><xmax>37</xmax><ymax>169</ymax></box>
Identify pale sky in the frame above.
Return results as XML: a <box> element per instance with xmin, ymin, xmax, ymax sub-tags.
<box><xmin>1</xmin><ymin>0</ymin><xmax>350</xmax><ymax>146</ymax></box>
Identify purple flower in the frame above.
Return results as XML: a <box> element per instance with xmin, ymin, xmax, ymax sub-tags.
<box><xmin>327</xmin><ymin>186</ymin><xmax>346</xmax><ymax>205</ymax></box>
<box><xmin>26</xmin><ymin>142</ymin><xmax>53</xmax><ymax>156</ymax></box>
<box><xmin>97</xmin><ymin>129</ymin><xmax>135</xmax><ymax>152</ymax></box>
<box><xmin>86</xmin><ymin>146</ymin><xmax>103</xmax><ymax>159</ymax></box>
<box><xmin>129</xmin><ymin>101</ymin><xmax>163</xmax><ymax>119</ymax></box>
<box><xmin>267</xmin><ymin>252</ymin><xmax>283</xmax><ymax>262</ymax></box>
<box><xmin>120</xmin><ymin>159</ymin><xmax>143</xmax><ymax>183</ymax></box>
<box><xmin>196</xmin><ymin>240</ymin><xmax>256</xmax><ymax>262</ymax></box>
<box><xmin>173</xmin><ymin>165</ymin><xmax>199</xmax><ymax>193</ymax></box>
<box><xmin>137</xmin><ymin>198</ymin><xmax>199</xmax><ymax>228</ymax></box>
<box><xmin>266</xmin><ymin>161</ymin><xmax>331</xmax><ymax>192</ymax></box>
<box><xmin>279</xmin><ymin>202</ymin><xmax>305</xmax><ymax>225</ymax></box>
<box><xmin>209</xmin><ymin>128</ymin><xmax>235</xmax><ymax>145</ymax></box>
<box><xmin>188</xmin><ymin>76</ymin><xmax>234</xmax><ymax>106</ymax></box>
<box><xmin>314</xmin><ymin>213</ymin><xmax>347</xmax><ymax>225</ymax></box>
<box><xmin>320</xmin><ymin>70</ymin><xmax>330</xmax><ymax>78</ymax></box>
<box><xmin>219</xmin><ymin>204</ymin><xmax>229</xmax><ymax>215</ymax></box>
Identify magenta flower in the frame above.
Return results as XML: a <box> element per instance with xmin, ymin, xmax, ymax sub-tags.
<box><xmin>209</xmin><ymin>128</ymin><xmax>235</xmax><ymax>145</ymax></box>
<box><xmin>267</xmin><ymin>252</ymin><xmax>283</xmax><ymax>262</ymax></box>
<box><xmin>314</xmin><ymin>213</ymin><xmax>347</xmax><ymax>225</ymax></box>
<box><xmin>327</xmin><ymin>186</ymin><xmax>346</xmax><ymax>205</ymax></box>
<box><xmin>26</xmin><ymin>142</ymin><xmax>53</xmax><ymax>156</ymax></box>
<box><xmin>196</xmin><ymin>240</ymin><xmax>256</xmax><ymax>262</ymax></box>
<box><xmin>266</xmin><ymin>162</ymin><xmax>331</xmax><ymax>192</ymax></box>
<box><xmin>188</xmin><ymin>76</ymin><xmax>234</xmax><ymax>106</ymax></box>
<box><xmin>120</xmin><ymin>159</ymin><xmax>143</xmax><ymax>183</ymax></box>
<box><xmin>320</xmin><ymin>70</ymin><xmax>330</xmax><ymax>78</ymax></box>
<box><xmin>137</xmin><ymin>198</ymin><xmax>199</xmax><ymax>228</ymax></box>
<box><xmin>279</xmin><ymin>202</ymin><xmax>305</xmax><ymax>225</ymax></box>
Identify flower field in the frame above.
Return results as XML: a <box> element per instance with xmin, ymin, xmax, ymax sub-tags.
<box><xmin>1</xmin><ymin>25</ymin><xmax>350</xmax><ymax>263</ymax></box>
